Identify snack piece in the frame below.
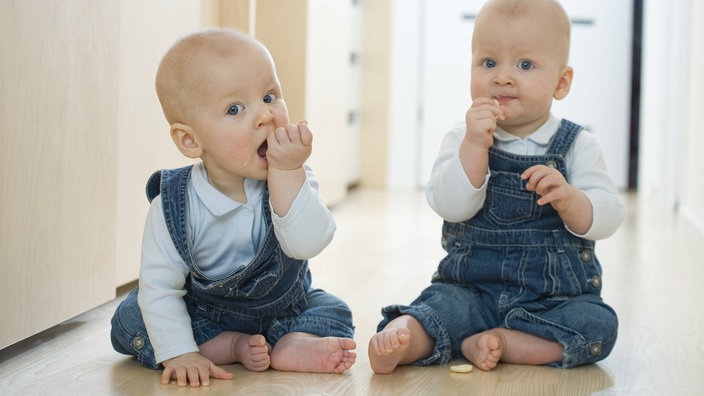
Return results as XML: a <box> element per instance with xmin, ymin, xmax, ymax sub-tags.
<box><xmin>450</xmin><ymin>364</ymin><xmax>474</xmax><ymax>373</ymax></box>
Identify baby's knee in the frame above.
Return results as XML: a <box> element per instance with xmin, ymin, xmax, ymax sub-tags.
<box><xmin>561</xmin><ymin>304</ymin><xmax>619</xmax><ymax>367</ymax></box>
<box><xmin>110</xmin><ymin>289</ymin><xmax>160</xmax><ymax>369</ymax></box>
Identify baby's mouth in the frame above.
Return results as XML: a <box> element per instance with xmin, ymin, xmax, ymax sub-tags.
<box><xmin>257</xmin><ymin>141</ymin><xmax>268</xmax><ymax>159</ymax></box>
<box><xmin>494</xmin><ymin>95</ymin><xmax>514</xmax><ymax>105</ymax></box>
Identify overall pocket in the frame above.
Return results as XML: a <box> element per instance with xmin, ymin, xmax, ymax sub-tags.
<box><xmin>484</xmin><ymin>172</ymin><xmax>540</xmax><ymax>225</ymax></box>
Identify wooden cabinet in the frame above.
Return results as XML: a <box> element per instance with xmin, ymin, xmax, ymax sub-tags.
<box><xmin>0</xmin><ymin>0</ymin><xmax>121</xmax><ymax>349</ymax></box>
<box><xmin>0</xmin><ymin>0</ymin><xmax>200</xmax><ymax>349</ymax></box>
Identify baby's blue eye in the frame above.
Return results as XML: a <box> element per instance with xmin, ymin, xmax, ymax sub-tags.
<box><xmin>482</xmin><ymin>59</ymin><xmax>497</xmax><ymax>68</ymax></box>
<box><xmin>263</xmin><ymin>93</ymin><xmax>275</xmax><ymax>104</ymax></box>
<box><xmin>227</xmin><ymin>104</ymin><xmax>245</xmax><ymax>115</ymax></box>
<box><xmin>518</xmin><ymin>60</ymin><xmax>533</xmax><ymax>70</ymax></box>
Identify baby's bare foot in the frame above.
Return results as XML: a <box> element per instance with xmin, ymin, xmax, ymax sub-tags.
<box><xmin>231</xmin><ymin>333</ymin><xmax>271</xmax><ymax>371</ymax></box>
<box><xmin>461</xmin><ymin>330</ymin><xmax>503</xmax><ymax>371</ymax></box>
<box><xmin>270</xmin><ymin>333</ymin><xmax>357</xmax><ymax>373</ymax></box>
<box><xmin>368</xmin><ymin>327</ymin><xmax>411</xmax><ymax>374</ymax></box>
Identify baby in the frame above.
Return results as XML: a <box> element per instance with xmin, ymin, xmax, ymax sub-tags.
<box><xmin>110</xmin><ymin>29</ymin><xmax>356</xmax><ymax>387</ymax></box>
<box><xmin>369</xmin><ymin>0</ymin><xmax>624</xmax><ymax>373</ymax></box>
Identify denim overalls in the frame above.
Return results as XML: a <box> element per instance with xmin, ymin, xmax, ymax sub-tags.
<box><xmin>378</xmin><ymin>120</ymin><xmax>618</xmax><ymax>368</ymax></box>
<box><xmin>111</xmin><ymin>166</ymin><xmax>354</xmax><ymax>369</ymax></box>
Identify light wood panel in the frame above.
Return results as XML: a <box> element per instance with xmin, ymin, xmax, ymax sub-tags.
<box><xmin>0</xmin><ymin>0</ymin><xmax>120</xmax><ymax>349</ymax></box>
<box><xmin>359</xmin><ymin>0</ymin><xmax>392</xmax><ymax>188</ymax></box>
<box><xmin>1</xmin><ymin>189</ymin><xmax>703</xmax><ymax>394</ymax></box>
<box><xmin>0</xmin><ymin>0</ymin><xmax>207</xmax><ymax>348</ymax></box>
<box><xmin>114</xmin><ymin>0</ymin><xmax>201</xmax><ymax>287</ymax></box>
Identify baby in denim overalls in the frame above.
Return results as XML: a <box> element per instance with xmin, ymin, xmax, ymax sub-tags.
<box><xmin>110</xmin><ymin>29</ymin><xmax>356</xmax><ymax>387</ymax></box>
<box><xmin>369</xmin><ymin>0</ymin><xmax>624</xmax><ymax>373</ymax></box>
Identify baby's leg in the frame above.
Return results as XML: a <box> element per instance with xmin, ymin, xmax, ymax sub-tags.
<box><xmin>368</xmin><ymin>315</ymin><xmax>434</xmax><ymax>374</ymax></box>
<box><xmin>269</xmin><ymin>332</ymin><xmax>357</xmax><ymax>373</ymax></box>
<box><xmin>198</xmin><ymin>331</ymin><xmax>271</xmax><ymax>371</ymax></box>
<box><xmin>461</xmin><ymin>328</ymin><xmax>563</xmax><ymax>371</ymax></box>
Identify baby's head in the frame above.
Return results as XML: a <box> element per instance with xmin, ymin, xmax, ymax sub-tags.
<box><xmin>155</xmin><ymin>29</ymin><xmax>289</xmax><ymax>183</ymax></box>
<box><xmin>471</xmin><ymin>0</ymin><xmax>573</xmax><ymax>135</ymax></box>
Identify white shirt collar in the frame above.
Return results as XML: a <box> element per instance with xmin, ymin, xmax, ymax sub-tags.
<box><xmin>191</xmin><ymin>162</ymin><xmax>264</xmax><ymax>216</ymax></box>
<box><xmin>493</xmin><ymin>114</ymin><xmax>561</xmax><ymax>146</ymax></box>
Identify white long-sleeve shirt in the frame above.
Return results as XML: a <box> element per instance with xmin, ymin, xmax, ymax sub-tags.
<box><xmin>137</xmin><ymin>162</ymin><xmax>335</xmax><ymax>363</ymax></box>
<box><xmin>426</xmin><ymin>115</ymin><xmax>625</xmax><ymax>241</ymax></box>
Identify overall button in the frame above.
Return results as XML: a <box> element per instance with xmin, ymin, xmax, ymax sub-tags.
<box><xmin>588</xmin><ymin>275</ymin><xmax>602</xmax><ymax>288</ymax></box>
<box><xmin>589</xmin><ymin>341</ymin><xmax>602</xmax><ymax>356</ymax></box>
<box><xmin>580</xmin><ymin>249</ymin><xmax>593</xmax><ymax>262</ymax></box>
<box><xmin>131</xmin><ymin>335</ymin><xmax>145</xmax><ymax>350</ymax></box>
<box><xmin>545</xmin><ymin>160</ymin><xmax>558</xmax><ymax>169</ymax></box>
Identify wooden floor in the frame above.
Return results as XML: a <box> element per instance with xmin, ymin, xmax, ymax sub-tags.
<box><xmin>1</xmin><ymin>188</ymin><xmax>703</xmax><ymax>395</ymax></box>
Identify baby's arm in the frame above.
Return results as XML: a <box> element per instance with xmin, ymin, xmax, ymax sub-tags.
<box><xmin>161</xmin><ymin>352</ymin><xmax>233</xmax><ymax>387</ymax></box>
<box><xmin>140</xmin><ymin>200</ymin><xmax>233</xmax><ymax>386</ymax></box>
<box><xmin>266</xmin><ymin>120</ymin><xmax>312</xmax><ymax>217</ymax></box>
<box><xmin>522</xmin><ymin>165</ymin><xmax>593</xmax><ymax>235</ymax></box>
<box><xmin>266</xmin><ymin>120</ymin><xmax>335</xmax><ymax>259</ymax></box>
<box><xmin>426</xmin><ymin>98</ymin><xmax>504</xmax><ymax>222</ymax></box>
<box><xmin>271</xmin><ymin>166</ymin><xmax>335</xmax><ymax>259</ymax></box>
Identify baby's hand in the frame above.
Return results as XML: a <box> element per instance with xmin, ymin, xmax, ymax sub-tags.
<box><xmin>161</xmin><ymin>352</ymin><xmax>233</xmax><ymax>387</ymax></box>
<box><xmin>266</xmin><ymin>120</ymin><xmax>313</xmax><ymax>171</ymax></box>
<box><xmin>522</xmin><ymin>164</ymin><xmax>576</xmax><ymax>212</ymax></box>
<box><xmin>465</xmin><ymin>98</ymin><xmax>505</xmax><ymax>151</ymax></box>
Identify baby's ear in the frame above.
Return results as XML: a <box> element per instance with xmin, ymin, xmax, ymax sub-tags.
<box><xmin>553</xmin><ymin>66</ymin><xmax>573</xmax><ymax>100</ymax></box>
<box><xmin>170</xmin><ymin>123</ymin><xmax>202</xmax><ymax>159</ymax></box>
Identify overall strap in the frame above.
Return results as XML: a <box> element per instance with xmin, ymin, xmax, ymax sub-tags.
<box><xmin>546</xmin><ymin>119</ymin><xmax>583</xmax><ymax>157</ymax></box>
<box><xmin>144</xmin><ymin>165</ymin><xmax>195</xmax><ymax>267</ymax></box>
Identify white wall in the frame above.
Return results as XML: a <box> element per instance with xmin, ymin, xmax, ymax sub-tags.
<box><xmin>680</xmin><ymin>0</ymin><xmax>704</xmax><ymax>237</ymax></box>
<box><xmin>386</xmin><ymin>0</ymin><xmax>423</xmax><ymax>189</ymax></box>
<box><xmin>640</xmin><ymin>0</ymin><xmax>704</xmax><ymax>240</ymax></box>
<box><xmin>638</xmin><ymin>0</ymin><xmax>688</xmax><ymax>209</ymax></box>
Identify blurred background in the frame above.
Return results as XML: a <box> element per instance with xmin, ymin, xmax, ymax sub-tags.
<box><xmin>1</xmin><ymin>0</ymin><xmax>702</xmax><ymax>351</ymax></box>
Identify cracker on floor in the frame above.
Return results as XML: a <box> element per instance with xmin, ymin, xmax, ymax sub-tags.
<box><xmin>450</xmin><ymin>364</ymin><xmax>474</xmax><ymax>373</ymax></box>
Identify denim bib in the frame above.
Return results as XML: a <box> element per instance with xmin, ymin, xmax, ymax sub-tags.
<box><xmin>146</xmin><ymin>166</ymin><xmax>311</xmax><ymax>315</ymax></box>
<box><xmin>437</xmin><ymin>120</ymin><xmax>602</xmax><ymax>315</ymax></box>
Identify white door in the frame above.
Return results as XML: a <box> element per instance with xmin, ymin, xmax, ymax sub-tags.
<box><xmin>417</xmin><ymin>0</ymin><xmax>633</xmax><ymax>189</ymax></box>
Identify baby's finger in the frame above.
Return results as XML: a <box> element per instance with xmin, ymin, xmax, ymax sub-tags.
<box><xmin>174</xmin><ymin>367</ymin><xmax>188</xmax><ymax>387</ymax></box>
<box><xmin>470</xmin><ymin>97</ymin><xmax>504</xmax><ymax>120</ymax></box>
<box><xmin>521</xmin><ymin>164</ymin><xmax>543</xmax><ymax>179</ymax></box>
<box><xmin>161</xmin><ymin>367</ymin><xmax>175</xmax><ymax>385</ymax></box>
<box><xmin>187</xmin><ymin>367</ymin><xmax>201</xmax><ymax>387</ymax></box>
<box><xmin>297</xmin><ymin>121</ymin><xmax>313</xmax><ymax>147</ymax></box>
<box><xmin>471</xmin><ymin>97</ymin><xmax>498</xmax><ymax>108</ymax></box>
<box><xmin>285</xmin><ymin>123</ymin><xmax>304</xmax><ymax>145</ymax></box>
<box><xmin>211</xmin><ymin>365</ymin><xmax>234</xmax><ymax>381</ymax></box>
<box><xmin>522</xmin><ymin>165</ymin><xmax>551</xmax><ymax>182</ymax></box>
<box><xmin>536</xmin><ymin>188</ymin><xmax>560</xmax><ymax>206</ymax></box>
<box><xmin>272</xmin><ymin>125</ymin><xmax>291</xmax><ymax>145</ymax></box>
<box><xmin>197</xmin><ymin>366</ymin><xmax>211</xmax><ymax>387</ymax></box>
